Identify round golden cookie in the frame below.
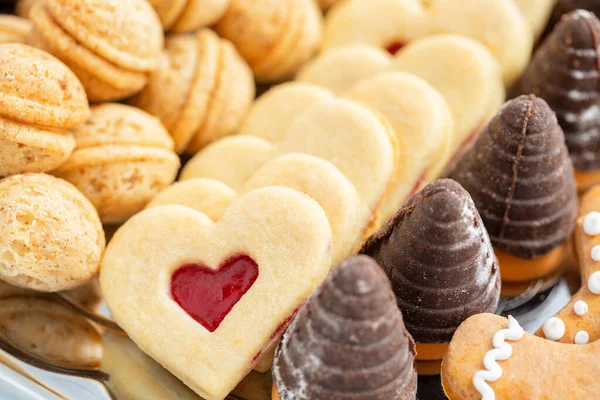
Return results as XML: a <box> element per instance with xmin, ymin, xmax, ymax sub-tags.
<box><xmin>172</xmin><ymin>0</ymin><xmax>230</xmax><ymax>33</ymax></box>
<box><xmin>15</xmin><ymin>0</ymin><xmax>42</xmax><ymax>18</ymax></box>
<box><xmin>53</xmin><ymin>104</ymin><xmax>180</xmax><ymax>224</ymax></box>
<box><xmin>216</xmin><ymin>0</ymin><xmax>323</xmax><ymax>83</ymax></box>
<box><xmin>28</xmin><ymin>0</ymin><xmax>163</xmax><ymax>102</ymax></box>
<box><xmin>296</xmin><ymin>44</ymin><xmax>393</xmax><ymax>95</ymax></box>
<box><xmin>0</xmin><ymin>15</ymin><xmax>31</xmax><ymax>44</ymax></box>
<box><xmin>513</xmin><ymin>0</ymin><xmax>556</xmax><ymax>38</ymax></box>
<box><xmin>131</xmin><ymin>29</ymin><xmax>254</xmax><ymax>154</ymax></box>
<box><xmin>0</xmin><ymin>173</ymin><xmax>105</xmax><ymax>292</ymax></box>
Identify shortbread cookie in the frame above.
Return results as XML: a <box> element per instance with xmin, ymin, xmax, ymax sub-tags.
<box><xmin>0</xmin><ymin>296</ymin><xmax>102</xmax><ymax>367</ymax></box>
<box><xmin>28</xmin><ymin>0</ymin><xmax>163</xmax><ymax>102</ymax></box>
<box><xmin>151</xmin><ymin>154</ymin><xmax>361</xmax><ymax>265</ymax></box>
<box><xmin>53</xmin><ymin>104</ymin><xmax>180</xmax><ymax>224</ymax></box>
<box><xmin>0</xmin><ymin>15</ymin><xmax>31</xmax><ymax>43</ymax></box>
<box><xmin>347</xmin><ymin>72</ymin><xmax>453</xmax><ymax>221</ymax></box>
<box><xmin>149</xmin><ymin>0</ymin><xmax>230</xmax><ymax>33</ymax></box>
<box><xmin>519</xmin><ymin>11</ymin><xmax>600</xmax><ymax>191</ymax></box>
<box><xmin>180</xmin><ymin>98</ymin><xmax>397</xmax><ymax>236</ymax></box>
<box><xmin>16</xmin><ymin>0</ymin><xmax>41</xmax><ymax>18</ymax></box>
<box><xmin>215</xmin><ymin>0</ymin><xmax>323</xmax><ymax>83</ymax></box>
<box><xmin>131</xmin><ymin>29</ymin><xmax>254</xmax><ymax>154</ymax></box>
<box><xmin>450</xmin><ymin>95</ymin><xmax>577</xmax><ymax>284</ymax></box>
<box><xmin>393</xmin><ymin>35</ymin><xmax>504</xmax><ymax>165</ymax></box>
<box><xmin>297</xmin><ymin>45</ymin><xmax>393</xmax><ymax>95</ymax></box>
<box><xmin>513</xmin><ymin>0</ymin><xmax>556</xmax><ymax>38</ymax></box>
<box><xmin>323</xmin><ymin>0</ymin><xmax>531</xmax><ymax>85</ymax></box>
<box><xmin>101</xmin><ymin>187</ymin><xmax>333</xmax><ymax>400</ymax></box>
<box><xmin>0</xmin><ymin>174</ymin><xmax>104</xmax><ymax>292</ymax></box>
<box><xmin>238</xmin><ymin>82</ymin><xmax>335</xmax><ymax>142</ymax></box>
<box><xmin>442</xmin><ymin>314</ymin><xmax>600</xmax><ymax>400</ymax></box>
<box><xmin>272</xmin><ymin>255</ymin><xmax>417</xmax><ymax>400</ymax></box>
<box><xmin>534</xmin><ymin>186</ymin><xmax>600</xmax><ymax>344</ymax></box>
<box><xmin>362</xmin><ymin>179</ymin><xmax>500</xmax><ymax>375</ymax></box>
<box><xmin>0</xmin><ymin>43</ymin><xmax>88</xmax><ymax>175</ymax></box>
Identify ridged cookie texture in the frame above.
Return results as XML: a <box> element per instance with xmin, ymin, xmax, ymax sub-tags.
<box><xmin>149</xmin><ymin>0</ymin><xmax>230</xmax><ymax>33</ymax></box>
<box><xmin>53</xmin><ymin>103</ymin><xmax>180</xmax><ymax>224</ymax></box>
<box><xmin>449</xmin><ymin>95</ymin><xmax>578</xmax><ymax>259</ymax></box>
<box><xmin>0</xmin><ymin>43</ymin><xmax>89</xmax><ymax>176</ymax></box>
<box><xmin>520</xmin><ymin>11</ymin><xmax>600</xmax><ymax>172</ymax></box>
<box><xmin>272</xmin><ymin>255</ymin><xmax>417</xmax><ymax>400</ymax></box>
<box><xmin>131</xmin><ymin>29</ymin><xmax>254</xmax><ymax>154</ymax></box>
<box><xmin>0</xmin><ymin>173</ymin><xmax>104</xmax><ymax>292</ymax></box>
<box><xmin>361</xmin><ymin>179</ymin><xmax>501</xmax><ymax>343</ymax></box>
<box><xmin>28</xmin><ymin>0</ymin><xmax>163</xmax><ymax>101</ymax></box>
<box><xmin>0</xmin><ymin>15</ymin><xmax>31</xmax><ymax>43</ymax></box>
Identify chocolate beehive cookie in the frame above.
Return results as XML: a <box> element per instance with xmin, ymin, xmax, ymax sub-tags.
<box><xmin>519</xmin><ymin>11</ymin><xmax>600</xmax><ymax>190</ymax></box>
<box><xmin>361</xmin><ymin>179</ymin><xmax>500</xmax><ymax>374</ymax></box>
<box><xmin>549</xmin><ymin>0</ymin><xmax>600</xmax><ymax>31</ymax></box>
<box><xmin>272</xmin><ymin>255</ymin><xmax>417</xmax><ymax>400</ymax></box>
<box><xmin>449</xmin><ymin>95</ymin><xmax>578</xmax><ymax>283</ymax></box>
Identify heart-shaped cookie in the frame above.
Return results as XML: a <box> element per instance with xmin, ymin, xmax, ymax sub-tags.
<box><xmin>101</xmin><ymin>187</ymin><xmax>332</xmax><ymax>400</ymax></box>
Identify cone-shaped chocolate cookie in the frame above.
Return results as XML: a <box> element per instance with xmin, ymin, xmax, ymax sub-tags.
<box><xmin>361</xmin><ymin>179</ymin><xmax>500</xmax><ymax>343</ymax></box>
<box><xmin>549</xmin><ymin>1</ymin><xmax>600</xmax><ymax>31</ymax></box>
<box><xmin>449</xmin><ymin>95</ymin><xmax>578</xmax><ymax>259</ymax></box>
<box><xmin>520</xmin><ymin>11</ymin><xmax>600</xmax><ymax>171</ymax></box>
<box><xmin>272</xmin><ymin>255</ymin><xmax>417</xmax><ymax>400</ymax></box>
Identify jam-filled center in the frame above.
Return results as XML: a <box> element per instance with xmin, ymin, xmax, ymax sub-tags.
<box><xmin>170</xmin><ymin>254</ymin><xmax>259</xmax><ymax>332</ymax></box>
<box><xmin>385</xmin><ymin>41</ymin><xmax>405</xmax><ymax>55</ymax></box>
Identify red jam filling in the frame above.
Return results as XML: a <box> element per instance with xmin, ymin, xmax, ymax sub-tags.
<box><xmin>170</xmin><ymin>254</ymin><xmax>259</xmax><ymax>333</ymax></box>
<box><xmin>385</xmin><ymin>41</ymin><xmax>405</xmax><ymax>55</ymax></box>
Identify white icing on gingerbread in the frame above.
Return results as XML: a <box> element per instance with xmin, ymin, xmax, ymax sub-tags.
<box><xmin>574</xmin><ymin>300</ymin><xmax>589</xmax><ymax>316</ymax></box>
<box><xmin>575</xmin><ymin>331</ymin><xmax>590</xmax><ymax>345</ymax></box>
<box><xmin>583</xmin><ymin>212</ymin><xmax>600</xmax><ymax>236</ymax></box>
<box><xmin>592</xmin><ymin>246</ymin><xmax>600</xmax><ymax>261</ymax></box>
<box><xmin>543</xmin><ymin>317</ymin><xmax>566</xmax><ymax>341</ymax></box>
<box><xmin>473</xmin><ymin>315</ymin><xmax>524</xmax><ymax>400</ymax></box>
<box><xmin>589</xmin><ymin>271</ymin><xmax>600</xmax><ymax>295</ymax></box>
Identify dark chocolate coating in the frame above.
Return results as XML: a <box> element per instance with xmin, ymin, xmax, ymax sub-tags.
<box><xmin>520</xmin><ymin>10</ymin><xmax>600</xmax><ymax>171</ymax></box>
<box><xmin>272</xmin><ymin>255</ymin><xmax>417</xmax><ymax>400</ymax></box>
<box><xmin>361</xmin><ymin>179</ymin><xmax>500</xmax><ymax>343</ymax></box>
<box><xmin>549</xmin><ymin>1</ymin><xmax>600</xmax><ymax>31</ymax></box>
<box><xmin>449</xmin><ymin>95</ymin><xmax>578</xmax><ymax>259</ymax></box>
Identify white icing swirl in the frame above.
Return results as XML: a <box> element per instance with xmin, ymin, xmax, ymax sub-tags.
<box><xmin>592</xmin><ymin>246</ymin><xmax>600</xmax><ymax>261</ymax></box>
<box><xmin>575</xmin><ymin>331</ymin><xmax>590</xmax><ymax>345</ymax></box>
<box><xmin>583</xmin><ymin>212</ymin><xmax>600</xmax><ymax>236</ymax></box>
<box><xmin>574</xmin><ymin>300</ymin><xmax>589</xmax><ymax>316</ymax></box>
<box><xmin>543</xmin><ymin>317</ymin><xmax>566</xmax><ymax>341</ymax></box>
<box><xmin>473</xmin><ymin>316</ymin><xmax>524</xmax><ymax>400</ymax></box>
<box><xmin>589</xmin><ymin>271</ymin><xmax>600</xmax><ymax>295</ymax></box>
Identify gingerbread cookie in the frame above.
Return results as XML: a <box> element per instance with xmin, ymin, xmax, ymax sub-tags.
<box><xmin>518</xmin><ymin>11</ymin><xmax>600</xmax><ymax>191</ymax></box>
<box><xmin>535</xmin><ymin>185</ymin><xmax>600</xmax><ymax>344</ymax></box>
<box><xmin>272</xmin><ymin>255</ymin><xmax>417</xmax><ymax>400</ymax></box>
<box><xmin>131</xmin><ymin>29</ymin><xmax>254</xmax><ymax>154</ymax></box>
<box><xmin>149</xmin><ymin>0</ymin><xmax>230</xmax><ymax>33</ymax></box>
<box><xmin>0</xmin><ymin>15</ymin><xmax>31</xmax><ymax>43</ymax></box>
<box><xmin>393</xmin><ymin>35</ymin><xmax>504</xmax><ymax>166</ymax></box>
<box><xmin>53</xmin><ymin>103</ymin><xmax>180</xmax><ymax>224</ymax></box>
<box><xmin>0</xmin><ymin>174</ymin><xmax>104</xmax><ymax>292</ymax></box>
<box><xmin>441</xmin><ymin>313</ymin><xmax>600</xmax><ymax>399</ymax></box>
<box><xmin>0</xmin><ymin>296</ymin><xmax>102</xmax><ymax>368</ymax></box>
<box><xmin>215</xmin><ymin>0</ymin><xmax>323</xmax><ymax>83</ymax></box>
<box><xmin>296</xmin><ymin>45</ymin><xmax>392</xmax><ymax>95</ymax></box>
<box><xmin>449</xmin><ymin>95</ymin><xmax>578</xmax><ymax>285</ymax></box>
<box><xmin>180</xmin><ymin>98</ymin><xmax>397</xmax><ymax>236</ymax></box>
<box><xmin>362</xmin><ymin>179</ymin><xmax>501</xmax><ymax>375</ymax></box>
<box><xmin>101</xmin><ymin>187</ymin><xmax>332</xmax><ymax>400</ymax></box>
<box><xmin>0</xmin><ymin>43</ymin><xmax>89</xmax><ymax>176</ymax></box>
<box><xmin>28</xmin><ymin>0</ymin><xmax>163</xmax><ymax>102</ymax></box>
<box><xmin>322</xmin><ymin>0</ymin><xmax>531</xmax><ymax>85</ymax></box>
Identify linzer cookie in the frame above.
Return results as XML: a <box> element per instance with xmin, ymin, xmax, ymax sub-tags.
<box><xmin>215</xmin><ymin>0</ymin><xmax>323</xmax><ymax>83</ymax></box>
<box><xmin>272</xmin><ymin>255</ymin><xmax>417</xmax><ymax>400</ymax></box>
<box><xmin>28</xmin><ymin>0</ymin><xmax>163</xmax><ymax>102</ymax></box>
<box><xmin>449</xmin><ymin>95</ymin><xmax>578</xmax><ymax>284</ymax></box>
<box><xmin>519</xmin><ymin>11</ymin><xmax>600</xmax><ymax>191</ymax></box>
<box><xmin>131</xmin><ymin>29</ymin><xmax>254</xmax><ymax>154</ymax></box>
<box><xmin>361</xmin><ymin>179</ymin><xmax>500</xmax><ymax>374</ymax></box>
<box><xmin>0</xmin><ymin>43</ymin><xmax>89</xmax><ymax>176</ymax></box>
<box><xmin>53</xmin><ymin>103</ymin><xmax>180</xmax><ymax>224</ymax></box>
<box><xmin>149</xmin><ymin>0</ymin><xmax>230</xmax><ymax>33</ymax></box>
<box><xmin>0</xmin><ymin>15</ymin><xmax>31</xmax><ymax>43</ymax></box>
